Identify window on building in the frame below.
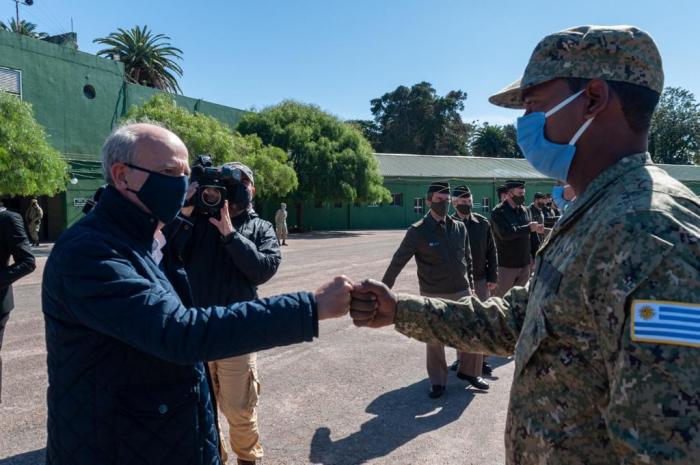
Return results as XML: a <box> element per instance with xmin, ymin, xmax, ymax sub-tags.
<box><xmin>0</xmin><ymin>67</ymin><xmax>22</xmax><ymax>98</ymax></box>
<box><xmin>482</xmin><ymin>197</ymin><xmax>491</xmax><ymax>213</ymax></box>
<box><xmin>390</xmin><ymin>193</ymin><xmax>403</xmax><ymax>207</ymax></box>
<box><xmin>413</xmin><ymin>197</ymin><xmax>425</xmax><ymax>215</ymax></box>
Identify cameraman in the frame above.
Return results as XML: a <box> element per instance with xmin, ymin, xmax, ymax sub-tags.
<box><xmin>164</xmin><ymin>161</ymin><xmax>278</xmax><ymax>465</ymax></box>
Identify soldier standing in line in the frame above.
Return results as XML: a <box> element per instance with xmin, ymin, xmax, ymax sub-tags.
<box><xmin>542</xmin><ymin>192</ymin><xmax>560</xmax><ymax>224</ymax></box>
<box><xmin>496</xmin><ymin>185</ymin><xmax>507</xmax><ymax>204</ymax></box>
<box><xmin>24</xmin><ymin>199</ymin><xmax>43</xmax><ymax>247</ymax></box>
<box><xmin>381</xmin><ymin>181</ymin><xmax>480</xmax><ymax>398</ymax></box>
<box><xmin>528</xmin><ymin>192</ymin><xmax>549</xmax><ymax>271</ymax></box>
<box><xmin>274</xmin><ymin>203</ymin><xmax>288</xmax><ymax>246</ymax></box>
<box><xmin>351</xmin><ymin>25</ymin><xmax>700</xmax><ymax>465</ymax></box>
<box><xmin>451</xmin><ymin>184</ymin><xmax>498</xmax><ymax>378</ymax></box>
<box><xmin>490</xmin><ymin>180</ymin><xmax>542</xmax><ymax>296</ymax></box>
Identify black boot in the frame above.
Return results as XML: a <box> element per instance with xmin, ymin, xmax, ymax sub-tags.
<box><xmin>429</xmin><ymin>384</ymin><xmax>445</xmax><ymax>398</ymax></box>
<box><xmin>457</xmin><ymin>373</ymin><xmax>490</xmax><ymax>390</ymax></box>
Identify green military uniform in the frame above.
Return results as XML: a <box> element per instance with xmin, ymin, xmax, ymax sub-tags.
<box><xmin>490</xmin><ymin>183</ymin><xmax>535</xmax><ymax>297</ymax></box>
<box><xmin>390</xmin><ymin>26</ymin><xmax>700</xmax><ymax>464</ymax></box>
<box><xmin>382</xmin><ymin>182</ymin><xmax>475</xmax><ymax>390</ymax></box>
<box><xmin>382</xmin><ymin>213</ymin><xmax>474</xmax><ymax>295</ymax></box>
<box><xmin>452</xmin><ymin>211</ymin><xmax>498</xmax><ymax>299</ymax></box>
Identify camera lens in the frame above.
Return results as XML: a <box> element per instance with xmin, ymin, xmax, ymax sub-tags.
<box><xmin>201</xmin><ymin>187</ymin><xmax>222</xmax><ymax>207</ymax></box>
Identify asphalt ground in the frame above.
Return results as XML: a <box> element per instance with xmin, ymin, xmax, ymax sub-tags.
<box><xmin>0</xmin><ymin>230</ymin><xmax>513</xmax><ymax>465</ymax></box>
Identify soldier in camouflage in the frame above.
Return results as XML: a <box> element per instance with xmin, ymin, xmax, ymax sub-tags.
<box><xmin>350</xmin><ymin>25</ymin><xmax>700</xmax><ymax>464</ymax></box>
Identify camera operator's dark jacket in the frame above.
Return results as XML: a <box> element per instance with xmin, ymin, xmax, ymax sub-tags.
<box><xmin>163</xmin><ymin>209</ymin><xmax>280</xmax><ymax>306</ymax></box>
<box><xmin>42</xmin><ymin>186</ymin><xmax>318</xmax><ymax>465</ymax></box>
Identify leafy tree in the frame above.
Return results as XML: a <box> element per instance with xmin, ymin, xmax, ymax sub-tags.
<box><xmin>125</xmin><ymin>95</ymin><xmax>298</xmax><ymax>199</ymax></box>
<box><xmin>0</xmin><ymin>18</ymin><xmax>48</xmax><ymax>38</ymax></box>
<box><xmin>649</xmin><ymin>87</ymin><xmax>700</xmax><ymax>164</ymax></box>
<box><xmin>94</xmin><ymin>25</ymin><xmax>183</xmax><ymax>94</ymax></box>
<box><xmin>346</xmin><ymin>119</ymin><xmax>380</xmax><ymax>149</ymax></box>
<box><xmin>237</xmin><ymin>101</ymin><xmax>391</xmax><ymax>224</ymax></box>
<box><xmin>470</xmin><ymin>123</ymin><xmax>520</xmax><ymax>158</ymax></box>
<box><xmin>0</xmin><ymin>91</ymin><xmax>68</xmax><ymax>197</ymax></box>
<box><xmin>501</xmin><ymin>124</ymin><xmax>523</xmax><ymax>158</ymax></box>
<box><xmin>366</xmin><ymin>81</ymin><xmax>472</xmax><ymax>155</ymax></box>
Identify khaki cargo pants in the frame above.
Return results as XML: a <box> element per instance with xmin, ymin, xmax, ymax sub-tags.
<box><xmin>209</xmin><ymin>353</ymin><xmax>263</xmax><ymax>462</ymax></box>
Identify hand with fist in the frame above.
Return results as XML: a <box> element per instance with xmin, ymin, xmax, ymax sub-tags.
<box><xmin>349</xmin><ymin>279</ymin><xmax>398</xmax><ymax>328</ymax></box>
<box><xmin>314</xmin><ymin>276</ymin><xmax>354</xmax><ymax>320</ymax></box>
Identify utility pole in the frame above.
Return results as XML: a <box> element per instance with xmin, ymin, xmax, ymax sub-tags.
<box><xmin>14</xmin><ymin>0</ymin><xmax>33</xmax><ymax>28</ymax></box>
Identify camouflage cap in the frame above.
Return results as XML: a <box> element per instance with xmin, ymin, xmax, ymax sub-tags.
<box><xmin>224</xmin><ymin>161</ymin><xmax>254</xmax><ymax>185</ymax></box>
<box><xmin>489</xmin><ymin>25</ymin><xmax>664</xmax><ymax>109</ymax></box>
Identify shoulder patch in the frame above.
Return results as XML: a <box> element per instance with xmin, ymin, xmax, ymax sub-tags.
<box><xmin>411</xmin><ymin>219</ymin><xmax>424</xmax><ymax>228</ymax></box>
<box><xmin>631</xmin><ymin>299</ymin><xmax>700</xmax><ymax>348</ymax></box>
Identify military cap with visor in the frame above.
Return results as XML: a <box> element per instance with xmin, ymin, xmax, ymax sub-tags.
<box><xmin>452</xmin><ymin>185</ymin><xmax>471</xmax><ymax>198</ymax></box>
<box><xmin>428</xmin><ymin>181</ymin><xmax>451</xmax><ymax>194</ymax></box>
<box><xmin>505</xmin><ymin>180</ymin><xmax>526</xmax><ymax>190</ymax></box>
<box><xmin>489</xmin><ymin>25</ymin><xmax>664</xmax><ymax>109</ymax></box>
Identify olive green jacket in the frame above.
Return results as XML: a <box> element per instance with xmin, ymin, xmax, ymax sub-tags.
<box><xmin>382</xmin><ymin>213</ymin><xmax>474</xmax><ymax>294</ymax></box>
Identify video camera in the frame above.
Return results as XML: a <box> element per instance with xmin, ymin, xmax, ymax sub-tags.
<box><xmin>189</xmin><ymin>155</ymin><xmax>245</xmax><ymax>216</ymax></box>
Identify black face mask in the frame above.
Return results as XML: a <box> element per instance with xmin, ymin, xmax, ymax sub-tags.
<box><xmin>455</xmin><ymin>204</ymin><xmax>471</xmax><ymax>215</ymax></box>
<box><xmin>430</xmin><ymin>201</ymin><xmax>448</xmax><ymax>217</ymax></box>
<box><xmin>512</xmin><ymin>195</ymin><xmax>525</xmax><ymax>206</ymax></box>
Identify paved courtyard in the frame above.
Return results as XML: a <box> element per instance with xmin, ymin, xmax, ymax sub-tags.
<box><xmin>0</xmin><ymin>230</ymin><xmax>513</xmax><ymax>465</ymax></box>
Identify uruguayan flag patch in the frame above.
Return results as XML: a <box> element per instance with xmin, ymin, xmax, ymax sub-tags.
<box><xmin>631</xmin><ymin>300</ymin><xmax>700</xmax><ymax>348</ymax></box>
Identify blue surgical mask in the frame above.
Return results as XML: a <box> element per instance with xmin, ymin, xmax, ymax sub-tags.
<box><xmin>125</xmin><ymin>163</ymin><xmax>189</xmax><ymax>223</ymax></box>
<box><xmin>516</xmin><ymin>90</ymin><xmax>595</xmax><ymax>181</ymax></box>
<box><xmin>552</xmin><ymin>185</ymin><xmax>574</xmax><ymax>211</ymax></box>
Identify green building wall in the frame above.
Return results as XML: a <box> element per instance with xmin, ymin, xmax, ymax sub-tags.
<box><xmin>273</xmin><ymin>177</ymin><xmax>556</xmax><ymax>231</ymax></box>
<box><xmin>0</xmin><ymin>30</ymin><xmax>246</xmax><ymax>238</ymax></box>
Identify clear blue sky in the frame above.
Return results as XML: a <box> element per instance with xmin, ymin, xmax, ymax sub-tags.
<box><xmin>3</xmin><ymin>0</ymin><xmax>699</xmax><ymax>125</ymax></box>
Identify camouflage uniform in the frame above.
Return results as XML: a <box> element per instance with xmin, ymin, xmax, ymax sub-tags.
<box><xmin>392</xmin><ymin>26</ymin><xmax>700</xmax><ymax>464</ymax></box>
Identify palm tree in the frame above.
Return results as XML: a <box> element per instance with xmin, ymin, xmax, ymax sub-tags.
<box><xmin>93</xmin><ymin>25</ymin><xmax>183</xmax><ymax>94</ymax></box>
<box><xmin>0</xmin><ymin>18</ymin><xmax>48</xmax><ymax>39</ymax></box>
<box><xmin>471</xmin><ymin>124</ymin><xmax>516</xmax><ymax>158</ymax></box>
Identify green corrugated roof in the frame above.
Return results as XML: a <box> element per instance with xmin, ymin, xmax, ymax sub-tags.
<box><xmin>375</xmin><ymin>153</ymin><xmax>549</xmax><ymax>180</ymax></box>
<box><xmin>375</xmin><ymin>153</ymin><xmax>700</xmax><ymax>182</ymax></box>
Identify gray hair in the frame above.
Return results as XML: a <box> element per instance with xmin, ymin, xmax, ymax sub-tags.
<box><xmin>100</xmin><ymin>120</ymin><xmax>165</xmax><ymax>184</ymax></box>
